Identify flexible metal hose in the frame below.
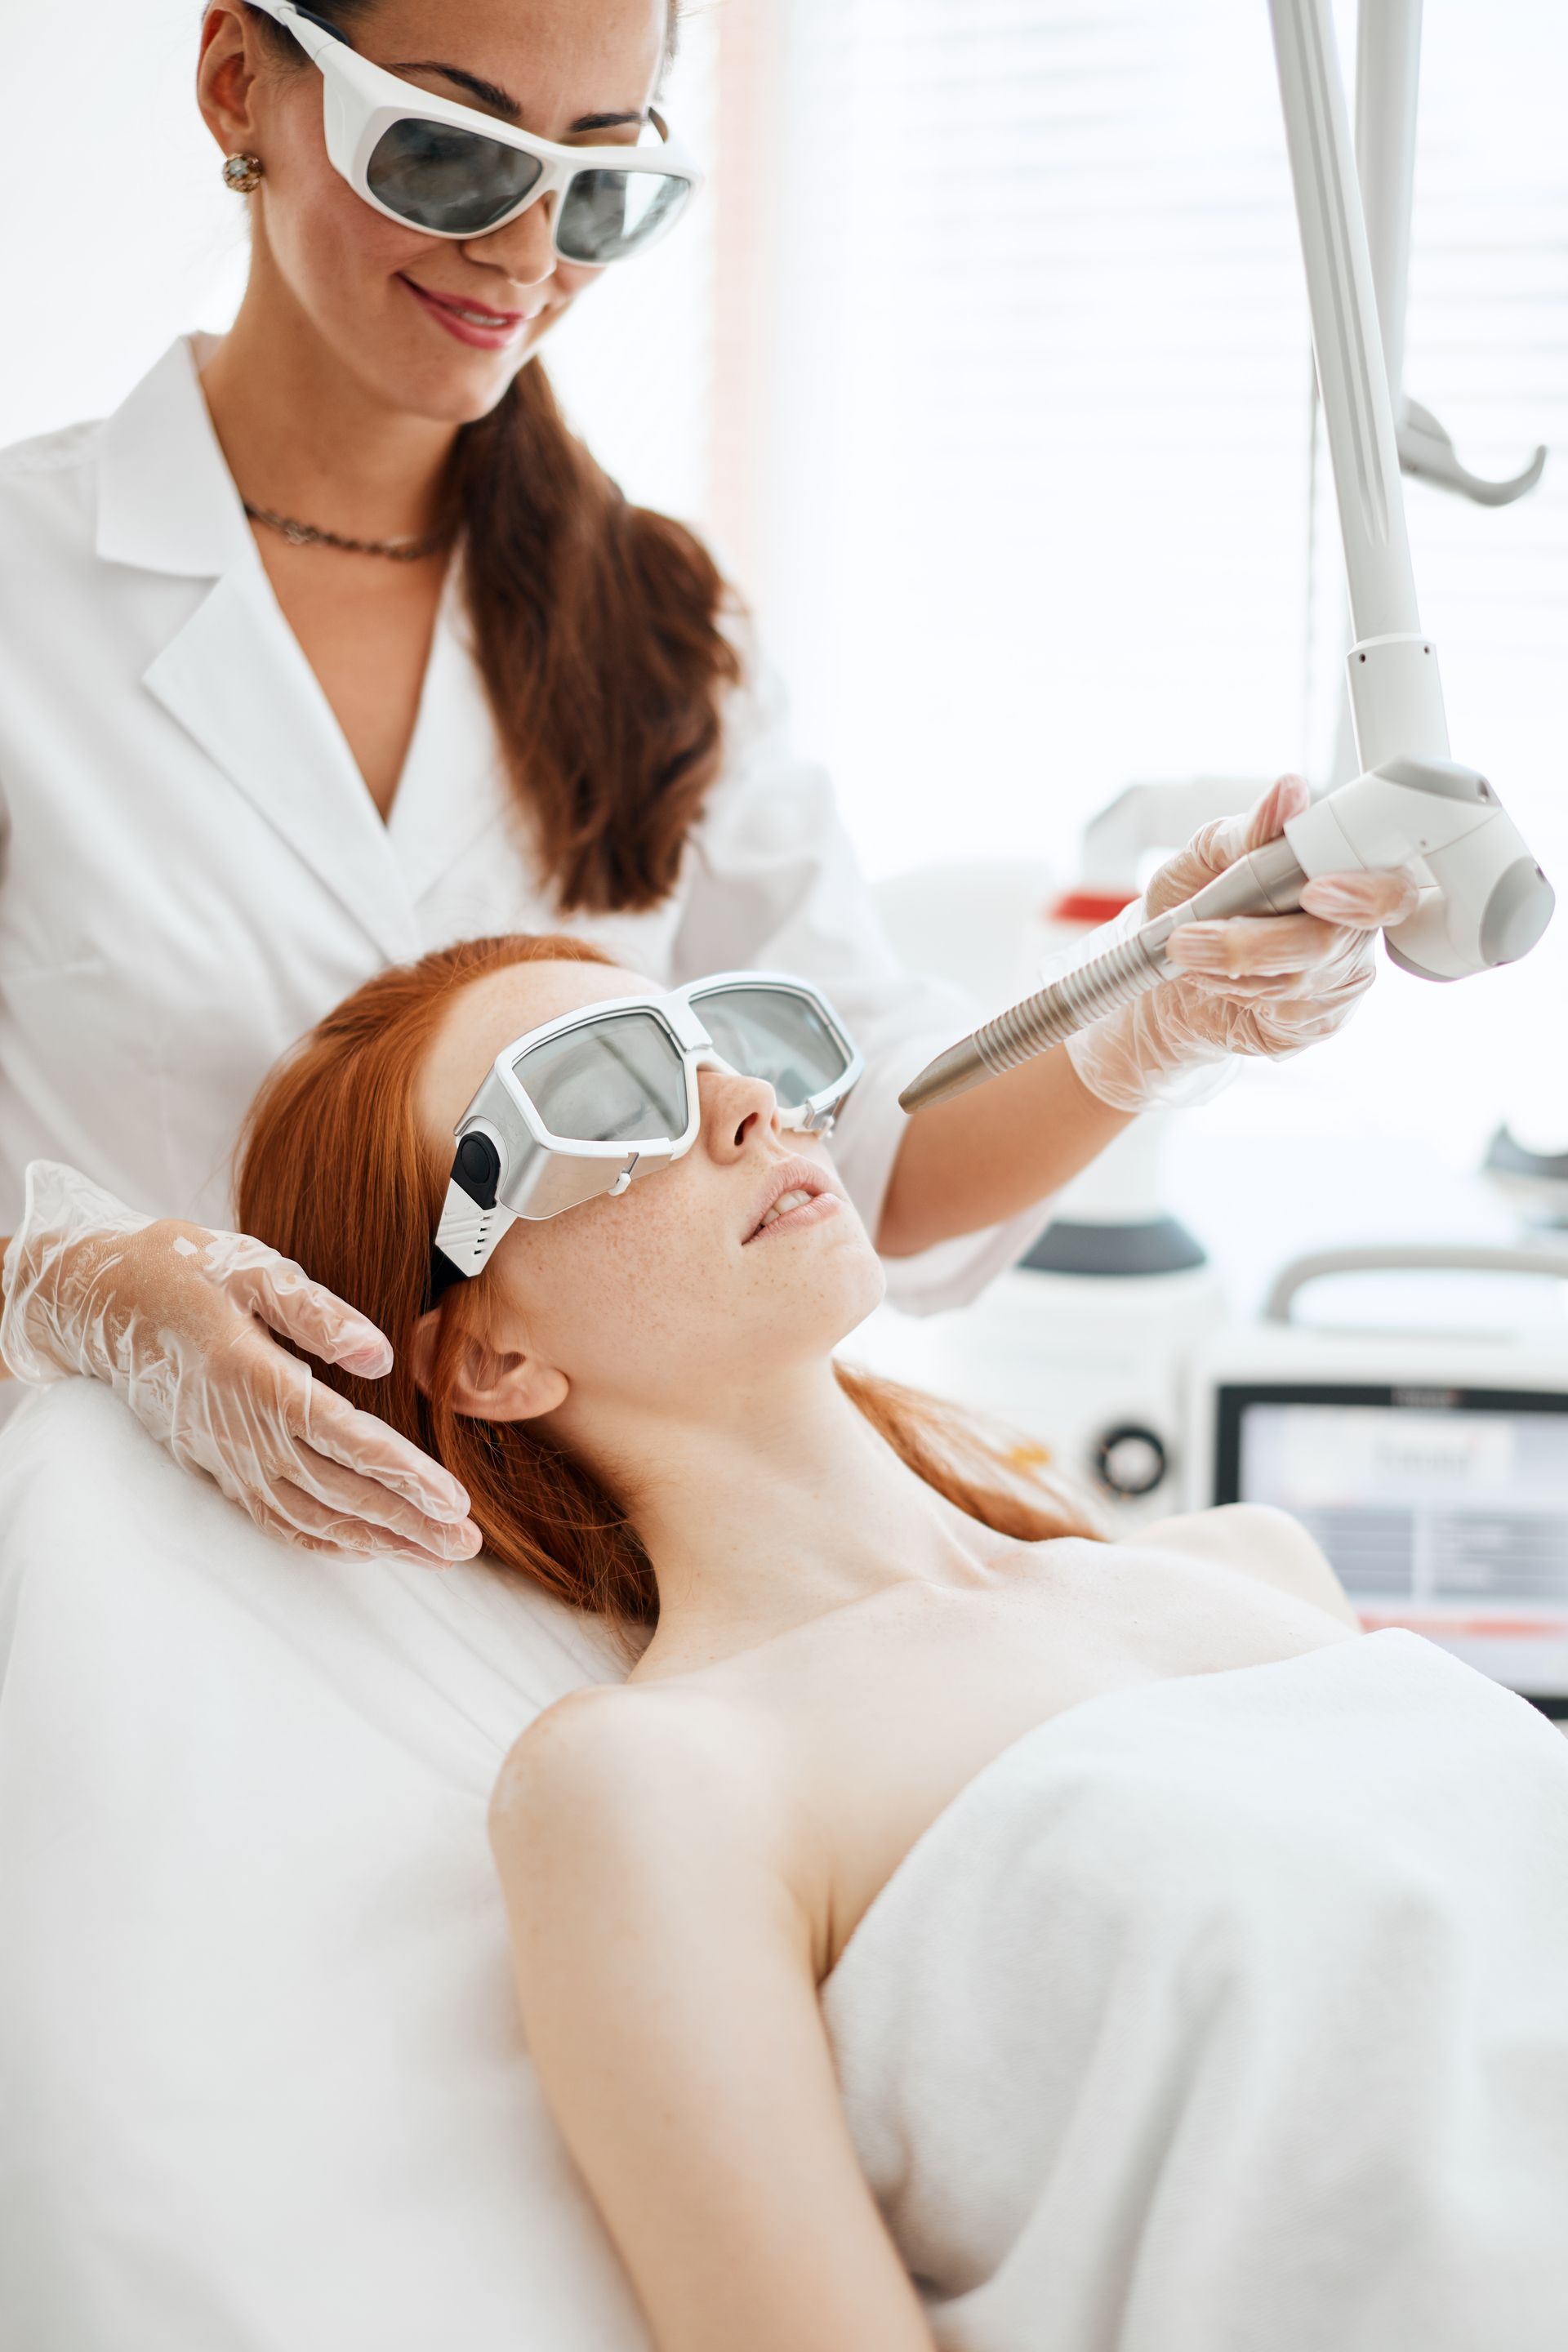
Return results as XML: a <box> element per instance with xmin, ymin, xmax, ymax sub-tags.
<box><xmin>900</xmin><ymin>835</ymin><xmax>1308</xmax><ymax>1112</ymax></box>
<box><xmin>970</xmin><ymin>929</ymin><xmax>1169</xmax><ymax>1078</ymax></box>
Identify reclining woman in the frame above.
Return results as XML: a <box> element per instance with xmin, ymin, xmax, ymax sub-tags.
<box><xmin>234</xmin><ymin>932</ymin><xmax>1568</xmax><ymax>2352</ymax></box>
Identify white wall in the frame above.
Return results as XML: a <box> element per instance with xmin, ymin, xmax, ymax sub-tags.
<box><xmin>0</xmin><ymin>1</ymin><xmax>250</xmax><ymax>448</ymax></box>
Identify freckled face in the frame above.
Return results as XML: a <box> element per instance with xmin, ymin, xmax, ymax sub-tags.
<box><xmin>418</xmin><ymin>961</ymin><xmax>888</xmax><ymax>1413</ymax></box>
<box><xmin>225</xmin><ymin>0</ymin><xmax>669</xmax><ymax>423</ymax></box>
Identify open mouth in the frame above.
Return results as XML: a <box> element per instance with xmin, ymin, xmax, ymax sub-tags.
<box><xmin>743</xmin><ymin>1159</ymin><xmax>840</xmax><ymax>1244</ymax></box>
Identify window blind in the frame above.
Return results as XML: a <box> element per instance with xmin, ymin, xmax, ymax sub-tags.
<box><xmin>751</xmin><ymin>0</ymin><xmax>1320</xmax><ymax>877</ymax></box>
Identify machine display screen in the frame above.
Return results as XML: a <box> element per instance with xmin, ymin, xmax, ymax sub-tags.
<box><xmin>1214</xmin><ymin>1385</ymin><xmax>1568</xmax><ymax>1608</ymax></box>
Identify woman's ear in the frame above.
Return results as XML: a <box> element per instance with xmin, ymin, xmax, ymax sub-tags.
<box><xmin>198</xmin><ymin>3</ymin><xmax>265</xmax><ymax>155</ymax></box>
<box><xmin>407</xmin><ymin>1305</ymin><xmax>568</xmax><ymax>1423</ymax></box>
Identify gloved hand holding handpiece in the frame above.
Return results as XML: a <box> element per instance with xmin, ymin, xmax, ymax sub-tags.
<box><xmin>901</xmin><ymin>751</ymin><xmax>1549</xmax><ymax>1117</ymax></box>
<box><xmin>1064</xmin><ymin>773</ymin><xmax>1419</xmax><ymax>1113</ymax></box>
<box><xmin>0</xmin><ymin>1161</ymin><xmax>482</xmax><ymax>1565</ymax></box>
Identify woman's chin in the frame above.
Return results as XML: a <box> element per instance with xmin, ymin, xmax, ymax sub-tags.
<box><xmin>749</xmin><ymin>1235</ymin><xmax>887</xmax><ymax>1351</ymax></box>
<box><xmin>389</xmin><ymin>345</ymin><xmax>532</xmax><ymax>428</ymax></box>
<box><xmin>323</xmin><ymin>310</ymin><xmax>545</xmax><ymax>430</ymax></box>
<box><xmin>840</xmin><ymin>1260</ymin><xmax>889</xmax><ymax>1341</ymax></box>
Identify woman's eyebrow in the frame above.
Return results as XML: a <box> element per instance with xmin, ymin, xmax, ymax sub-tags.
<box><xmin>390</xmin><ymin>60</ymin><xmax>523</xmax><ymax>116</ymax></box>
<box><xmin>390</xmin><ymin>60</ymin><xmax>649</xmax><ymax>133</ymax></box>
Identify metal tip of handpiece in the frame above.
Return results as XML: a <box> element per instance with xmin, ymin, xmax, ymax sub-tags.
<box><xmin>898</xmin><ymin>1037</ymin><xmax>990</xmax><ymax>1115</ymax></box>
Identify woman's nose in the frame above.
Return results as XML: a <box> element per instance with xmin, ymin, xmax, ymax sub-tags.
<box><xmin>461</xmin><ymin>194</ymin><xmax>559</xmax><ymax>289</ymax></box>
<box><xmin>699</xmin><ymin>1067</ymin><xmax>781</xmax><ymax>1162</ymax></box>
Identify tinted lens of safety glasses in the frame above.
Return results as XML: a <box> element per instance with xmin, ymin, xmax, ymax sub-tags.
<box><xmin>367</xmin><ymin>117</ymin><xmax>544</xmax><ymax>234</ymax></box>
<box><xmin>556</xmin><ymin>168</ymin><xmax>691</xmax><ymax>263</ymax></box>
<box><xmin>514</xmin><ymin>1013</ymin><xmax>688</xmax><ymax>1145</ymax></box>
<box><xmin>693</xmin><ymin>991</ymin><xmax>849</xmax><ymax>1111</ymax></box>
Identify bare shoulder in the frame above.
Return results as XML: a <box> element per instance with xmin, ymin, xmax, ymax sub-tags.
<box><xmin>489</xmin><ymin>1681</ymin><xmax>786</xmax><ymax>1879</ymax></box>
<box><xmin>1134</xmin><ymin>1502</ymin><xmax>1361</xmax><ymax>1628</ymax></box>
<box><xmin>487</xmin><ymin>1693</ymin><xmax>933</xmax><ymax>2352</ymax></box>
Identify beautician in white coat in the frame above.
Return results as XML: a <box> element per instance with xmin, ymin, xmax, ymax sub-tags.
<box><xmin>0</xmin><ymin>0</ymin><xmax>1414</xmax><ymax>1564</ymax></box>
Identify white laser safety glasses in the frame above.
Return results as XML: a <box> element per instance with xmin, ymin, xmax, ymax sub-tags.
<box><xmin>245</xmin><ymin>0</ymin><xmax>700</xmax><ymax>261</ymax></box>
<box><xmin>427</xmin><ymin>974</ymin><xmax>863</xmax><ymax>1302</ymax></box>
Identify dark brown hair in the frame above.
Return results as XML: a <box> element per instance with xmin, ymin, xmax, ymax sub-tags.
<box><xmin>235</xmin><ymin>936</ymin><xmax>1106</xmax><ymax>1654</ymax></box>
<box><xmin>246</xmin><ymin>0</ymin><xmax>742</xmax><ymax>915</ymax></box>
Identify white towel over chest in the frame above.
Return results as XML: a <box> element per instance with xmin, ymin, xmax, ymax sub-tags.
<box><xmin>821</xmin><ymin>1632</ymin><xmax>1568</xmax><ymax>2352</ymax></box>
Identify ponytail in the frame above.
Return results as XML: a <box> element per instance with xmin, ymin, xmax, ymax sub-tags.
<box><xmin>452</xmin><ymin>363</ymin><xmax>742</xmax><ymax>915</ymax></box>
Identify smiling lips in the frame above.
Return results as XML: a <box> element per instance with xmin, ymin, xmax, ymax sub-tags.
<box><xmin>400</xmin><ymin>274</ymin><xmax>541</xmax><ymax>348</ymax></box>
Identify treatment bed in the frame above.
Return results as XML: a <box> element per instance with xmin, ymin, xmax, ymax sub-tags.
<box><xmin>0</xmin><ymin>1379</ymin><xmax>651</xmax><ymax>2352</ymax></box>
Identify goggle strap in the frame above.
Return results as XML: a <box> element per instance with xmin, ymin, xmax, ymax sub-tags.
<box><xmin>291</xmin><ymin>5</ymin><xmax>353</xmax><ymax>47</ymax></box>
<box><xmin>425</xmin><ymin>1247</ymin><xmax>466</xmax><ymax>1309</ymax></box>
<box><xmin>426</xmin><ymin>1173</ymin><xmax>512</xmax><ymax>1308</ymax></box>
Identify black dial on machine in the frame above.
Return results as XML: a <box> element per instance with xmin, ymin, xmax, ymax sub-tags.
<box><xmin>1094</xmin><ymin>1423</ymin><xmax>1169</xmax><ymax>1499</ymax></box>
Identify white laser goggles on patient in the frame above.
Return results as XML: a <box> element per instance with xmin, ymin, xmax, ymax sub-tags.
<box><xmin>428</xmin><ymin>973</ymin><xmax>862</xmax><ymax>1301</ymax></box>
<box><xmin>245</xmin><ymin>0</ymin><xmax>700</xmax><ymax>261</ymax></box>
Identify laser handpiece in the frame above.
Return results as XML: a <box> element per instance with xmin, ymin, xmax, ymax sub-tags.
<box><xmin>901</xmin><ymin>758</ymin><xmax>1553</xmax><ymax>1114</ymax></box>
<box><xmin>902</xmin><ymin>0</ymin><xmax>1555</xmax><ymax>1120</ymax></box>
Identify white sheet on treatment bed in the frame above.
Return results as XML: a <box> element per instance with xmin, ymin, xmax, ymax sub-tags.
<box><xmin>821</xmin><ymin>1632</ymin><xmax>1568</xmax><ymax>2352</ymax></box>
<box><xmin>0</xmin><ymin>1379</ymin><xmax>652</xmax><ymax>2352</ymax></box>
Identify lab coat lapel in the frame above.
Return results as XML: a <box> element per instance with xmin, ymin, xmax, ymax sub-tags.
<box><xmin>385</xmin><ymin>563</ymin><xmax>518</xmax><ymax>908</ymax></box>
<box><xmin>102</xmin><ymin>338</ymin><xmax>420</xmax><ymax>966</ymax></box>
<box><xmin>144</xmin><ymin>569</ymin><xmax>421</xmax><ymax>966</ymax></box>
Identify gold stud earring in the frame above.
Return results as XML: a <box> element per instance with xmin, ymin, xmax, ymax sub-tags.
<box><xmin>222</xmin><ymin>153</ymin><xmax>265</xmax><ymax>194</ymax></box>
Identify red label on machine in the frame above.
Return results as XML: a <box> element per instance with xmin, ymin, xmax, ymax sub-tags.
<box><xmin>1045</xmin><ymin>891</ymin><xmax>1138</xmax><ymax>927</ymax></box>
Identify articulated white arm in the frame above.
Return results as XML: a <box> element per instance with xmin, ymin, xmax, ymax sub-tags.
<box><xmin>1267</xmin><ymin>0</ymin><xmax>1446</xmax><ymax>773</ymax></box>
<box><xmin>1267</xmin><ymin>0</ymin><xmax>1551</xmax><ymax>982</ymax></box>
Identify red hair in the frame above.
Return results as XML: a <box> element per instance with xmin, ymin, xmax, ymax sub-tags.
<box><xmin>235</xmin><ymin>937</ymin><xmax>1103</xmax><ymax>1652</ymax></box>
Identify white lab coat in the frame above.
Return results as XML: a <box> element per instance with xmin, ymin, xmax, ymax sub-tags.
<box><xmin>0</xmin><ymin>336</ymin><xmax>1049</xmax><ymax>1313</ymax></box>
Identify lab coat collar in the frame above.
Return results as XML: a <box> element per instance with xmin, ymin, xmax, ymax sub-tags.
<box><xmin>143</xmin><ymin>566</ymin><xmax>424</xmax><ymax>967</ymax></box>
<box><xmin>107</xmin><ymin>333</ymin><xmax>506</xmax><ymax>964</ymax></box>
<box><xmin>111</xmin><ymin>338</ymin><xmax>418</xmax><ymax>963</ymax></box>
<box><xmin>96</xmin><ymin>336</ymin><xmax>258</xmax><ymax>580</ymax></box>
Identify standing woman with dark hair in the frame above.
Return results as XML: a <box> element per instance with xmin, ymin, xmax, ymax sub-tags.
<box><xmin>0</xmin><ymin>0</ymin><xmax>1414</xmax><ymax>1552</ymax></box>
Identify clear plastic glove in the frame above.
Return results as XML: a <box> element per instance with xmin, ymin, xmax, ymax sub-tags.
<box><xmin>1065</xmin><ymin>774</ymin><xmax>1422</xmax><ymax>1114</ymax></box>
<box><xmin>0</xmin><ymin>1161</ymin><xmax>482</xmax><ymax>1566</ymax></box>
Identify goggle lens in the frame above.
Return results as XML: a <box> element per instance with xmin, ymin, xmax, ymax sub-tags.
<box><xmin>366</xmin><ymin>118</ymin><xmax>691</xmax><ymax>256</ymax></box>
<box><xmin>512</xmin><ymin>1011</ymin><xmax>689</xmax><ymax>1145</ymax></box>
<box><xmin>692</xmin><ymin>987</ymin><xmax>853</xmax><ymax>1113</ymax></box>
<box><xmin>556</xmin><ymin>167</ymin><xmax>692</xmax><ymax>263</ymax></box>
<box><xmin>367</xmin><ymin>118</ymin><xmax>545</xmax><ymax>235</ymax></box>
